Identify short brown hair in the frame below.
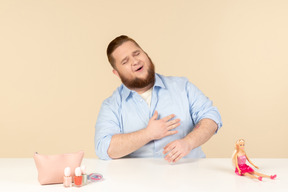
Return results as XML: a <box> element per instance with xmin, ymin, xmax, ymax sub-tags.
<box><xmin>107</xmin><ymin>35</ymin><xmax>141</xmax><ymax>68</ymax></box>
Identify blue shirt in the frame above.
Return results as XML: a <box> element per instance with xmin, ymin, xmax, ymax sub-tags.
<box><xmin>95</xmin><ymin>73</ymin><xmax>222</xmax><ymax>160</ymax></box>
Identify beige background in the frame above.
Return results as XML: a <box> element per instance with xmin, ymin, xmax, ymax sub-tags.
<box><xmin>1</xmin><ymin>0</ymin><xmax>287</xmax><ymax>158</ymax></box>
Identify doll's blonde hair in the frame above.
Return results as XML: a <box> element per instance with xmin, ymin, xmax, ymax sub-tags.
<box><xmin>232</xmin><ymin>139</ymin><xmax>245</xmax><ymax>166</ymax></box>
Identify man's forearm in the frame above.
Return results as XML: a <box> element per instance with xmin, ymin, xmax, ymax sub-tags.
<box><xmin>107</xmin><ymin>111</ymin><xmax>180</xmax><ymax>159</ymax></box>
<box><xmin>184</xmin><ymin>118</ymin><xmax>218</xmax><ymax>151</ymax></box>
<box><xmin>107</xmin><ymin>129</ymin><xmax>151</xmax><ymax>159</ymax></box>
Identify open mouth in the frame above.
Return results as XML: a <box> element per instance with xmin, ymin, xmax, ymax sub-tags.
<box><xmin>136</xmin><ymin>66</ymin><xmax>143</xmax><ymax>71</ymax></box>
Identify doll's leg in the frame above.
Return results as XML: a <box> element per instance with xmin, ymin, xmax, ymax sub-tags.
<box><xmin>243</xmin><ymin>172</ymin><xmax>261</xmax><ymax>180</ymax></box>
<box><xmin>254</xmin><ymin>171</ymin><xmax>277</xmax><ymax>179</ymax></box>
<box><xmin>254</xmin><ymin>171</ymin><xmax>270</xmax><ymax>178</ymax></box>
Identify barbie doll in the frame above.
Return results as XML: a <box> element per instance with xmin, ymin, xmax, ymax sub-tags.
<box><xmin>232</xmin><ymin>139</ymin><xmax>277</xmax><ymax>181</ymax></box>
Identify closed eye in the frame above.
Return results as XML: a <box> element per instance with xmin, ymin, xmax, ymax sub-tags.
<box><xmin>122</xmin><ymin>58</ymin><xmax>128</xmax><ymax>65</ymax></box>
<box><xmin>133</xmin><ymin>50</ymin><xmax>140</xmax><ymax>56</ymax></box>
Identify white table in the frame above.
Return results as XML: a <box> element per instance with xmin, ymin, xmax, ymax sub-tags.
<box><xmin>0</xmin><ymin>158</ymin><xmax>286</xmax><ymax>192</ymax></box>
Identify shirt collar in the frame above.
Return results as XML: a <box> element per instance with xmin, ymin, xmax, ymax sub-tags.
<box><xmin>121</xmin><ymin>73</ymin><xmax>166</xmax><ymax>101</ymax></box>
<box><xmin>154</xmin><ymin>73</ymin><xmax>166</xmax><ymax>89</ymax></box>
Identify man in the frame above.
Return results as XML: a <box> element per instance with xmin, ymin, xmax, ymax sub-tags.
<box><xmin>95</xmin><ymin>35</ymin><xmax>222</xmax><ymax>163</ymax></box>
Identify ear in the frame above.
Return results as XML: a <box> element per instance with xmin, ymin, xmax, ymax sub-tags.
<box><xmin>113</xmin><ymin>69</ymin><xmax>120</xmax><ymax>78</ymax></box>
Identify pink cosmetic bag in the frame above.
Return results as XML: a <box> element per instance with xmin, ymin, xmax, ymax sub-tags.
<box><xmin>33</xmin><ymin>151</ymin><xmax>84</xmax><ymax>185</ymax></box>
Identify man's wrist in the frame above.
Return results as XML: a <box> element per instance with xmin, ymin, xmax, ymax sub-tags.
<box><xmin>141</xmin><ymin>127</ymin><xmax>153</xmax><ymax>142</ymax></box>
<box><xmin>183</xmin><ymin>136</ymin><xmax>194</xmax><ymax>151</ymax></box>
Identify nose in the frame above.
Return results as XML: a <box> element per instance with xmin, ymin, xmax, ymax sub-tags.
<box><xmin>131</xmin><ymin>57</ymin><xmax>139</xmax><ymax>66</ymax></box>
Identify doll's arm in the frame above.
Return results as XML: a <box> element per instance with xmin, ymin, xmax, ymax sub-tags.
<box><xmin>234</xmin><ymin>154</ymin><xmax>241</xmax><ymax>174</ymax></box>
<box><xmin>246</xmin><ymin>155</ymin><xmax>259</xmax><ymax>169</ymax></box>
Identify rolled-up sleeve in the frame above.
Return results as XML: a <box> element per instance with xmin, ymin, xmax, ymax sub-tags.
<box><xmin>186</xmin><ymin>81</ymin><xmax>222</xmax><ymax>133</ymax></box>
<box><xmin>94</xmin><ymin>98</ymin><xmax>121</xmax><ymax>160</ymax></box>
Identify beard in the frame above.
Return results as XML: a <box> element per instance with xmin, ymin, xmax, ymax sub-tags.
<box><xmin>117</xmin><ymin>57</ymin><xmax>155</xmax><ymax>90</ymax></box>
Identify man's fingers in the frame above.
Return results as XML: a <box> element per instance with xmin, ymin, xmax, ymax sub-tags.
<box><xmin>169</xmin><ymin>149</ymin><xmax>179</xmax><ymax>159</ymax></box>
<box><xmin>152</xmin><ymin>110</ymin><xmax>158</xmax><ymax>120</ymax></box>
<box><xmin>167</xmin><ymin>119</ymin><xmax>180</xmax><ymax>126</ymax></box>
<box><xmin>165</xmin><ymin>150</ymin><xmax>182</xmax><ymax>163</ymax></box>
<box><xmin>169</xmin><ymin>151</ymin><xmax>180</xmax><ymax>161</ymax></box>
<box><xmin>168</xmin><ymin>122</ymin><xmax>180</xmax><ymax>130</ymax></box>
<box><xmin>162</xmin><ymin>114</ymin><xmax>175</xmax><ymax>122</ymax></box>
<box><xmin>163</xmin><ymin>142</ymin><xmax>175</xmax><ymax>153</ymax></box>
<box><xmin>163</xmin><ymin>139</ymin><xmax>190</xmax><ymax>163</ymax></box>
<box><xmin>173</xmin><ymin>153</ymin><xmax>183</xmax><ymax>163</ymax></box>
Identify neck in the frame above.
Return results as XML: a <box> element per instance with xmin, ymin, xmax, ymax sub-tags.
<box><xmin>132</xmin><ymin>83</ymin><xmax>154</xmax><ymax>94</ymax></box>
<box><xmin>238</xmin><ymin>149</ymin><xmax>245</xmax><ymax>155</ymax></box>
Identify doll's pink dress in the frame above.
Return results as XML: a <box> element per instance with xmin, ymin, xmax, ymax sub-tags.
<box><xmin>235</xmin><ymin>155</ymin><xmax>254</xmax><ymax>176</ymax></box>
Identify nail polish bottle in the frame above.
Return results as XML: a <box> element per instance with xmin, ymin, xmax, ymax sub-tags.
<box><xmin>74</xmin><ymin>167</ymin><xmax>82</xmax><ymax>187</ymax></box>
<box><xmin>63</xmin><ymin>167</ymin><xmax>72</xmax><ymax>187</ymax></box>
<box><xmin>81</xmin><ymin>165</ymin><xmax>87</xmax><ymax>185</ymax></box>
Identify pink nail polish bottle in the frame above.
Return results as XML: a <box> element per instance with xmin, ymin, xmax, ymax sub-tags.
<box><xmin>63</xmin><ymin>167</ymin><xmax>72</xmax><ymax>187</ymax></box>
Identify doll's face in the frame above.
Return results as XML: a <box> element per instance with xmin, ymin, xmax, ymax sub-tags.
<box><xmin>238</xmin><ymin>141</ymin><xmax>245</xmax><ymax>151</ymax></box>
